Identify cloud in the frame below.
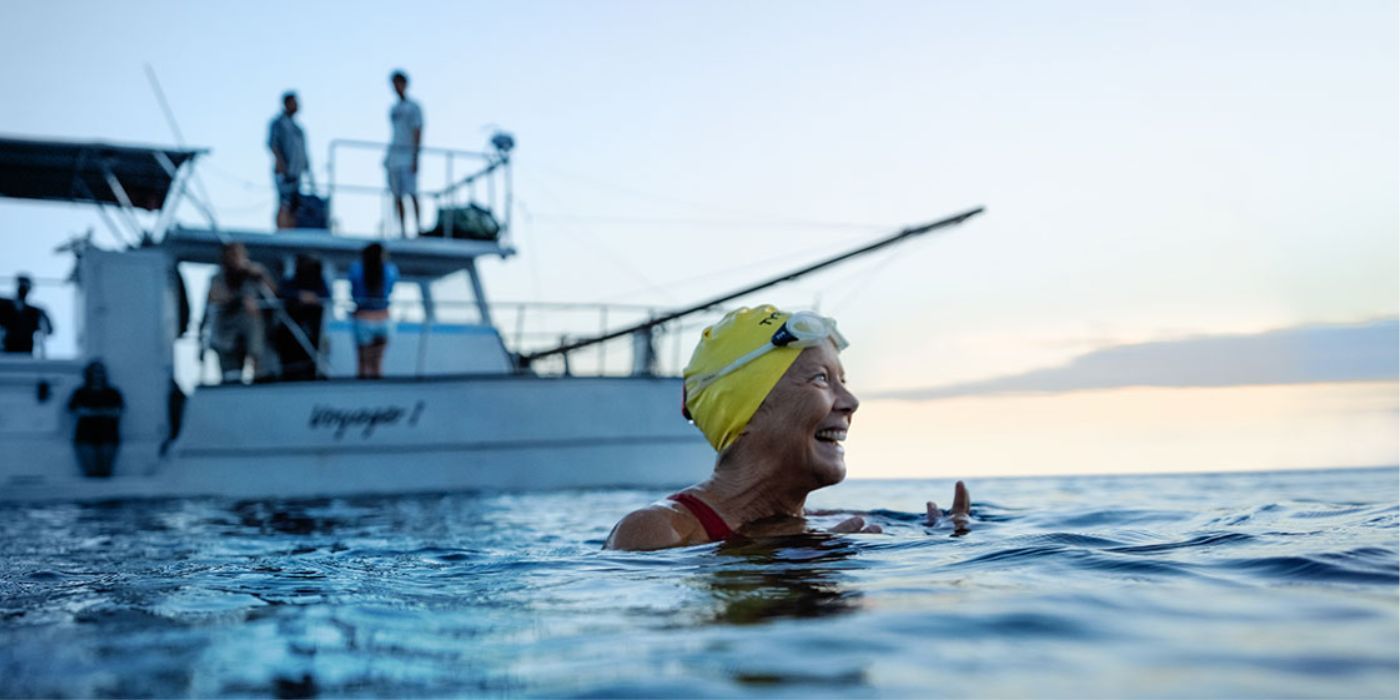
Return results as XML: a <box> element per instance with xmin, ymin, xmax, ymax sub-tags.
<box><xmin>871</xmin><ymin>318</ymin><xmax>1400</xmax><ymax>401</ymax></box>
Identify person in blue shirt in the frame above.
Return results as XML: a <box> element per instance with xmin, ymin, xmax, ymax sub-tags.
<box><xmin>268</xmin><ymin>91</ymin><xmax>310</xmax><ymax>230</ymax></box>
<box><xmin>347</xmin><ymin>243</ymin><xmax>399</xmax><ymax>378</ymax></box>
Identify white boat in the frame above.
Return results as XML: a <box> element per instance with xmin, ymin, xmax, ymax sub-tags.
<box><xmin>0</xmin><ymin>135</ymin><xmax>983</xmax><ymax>503</ymax></box>
<box><xmin>0</xmin><ymin>135</ymin><xmax>723</xmax><ymax>502</ymax></box>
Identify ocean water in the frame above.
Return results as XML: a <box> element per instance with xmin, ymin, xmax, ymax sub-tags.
<box><xmin>1</xmin><ymin>467</ymin><xmax>1396</xmax><ymax>698</ymax></box>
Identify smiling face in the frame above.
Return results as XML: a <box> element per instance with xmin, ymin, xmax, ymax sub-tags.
<box><xmin>740</xmin><ymin>340</ymin><xmax>860</xmax><ymax>489</ymax></box>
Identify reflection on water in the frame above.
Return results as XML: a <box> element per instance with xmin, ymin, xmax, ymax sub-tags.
<box><xmin>0</xmin><ymin>468</ymin><xmax>1396</xmax><ymax>697</ymax></box>
<box><xmin>702</xmin><ymin>534</ymin><xmax>863</xmax><ymax>625</ymax></box>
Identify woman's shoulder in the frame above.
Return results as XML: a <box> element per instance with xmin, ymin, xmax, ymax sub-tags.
<box><xmin>605</xmin><ymin>501</ymin><xmax>703</xmax><ymax>551</ymax></box>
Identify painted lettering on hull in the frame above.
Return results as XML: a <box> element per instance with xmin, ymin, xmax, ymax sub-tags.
<box><xmin>308</xmin><ymin>401</ymin><xmax>425</xmax><ymax>439</ymax></box>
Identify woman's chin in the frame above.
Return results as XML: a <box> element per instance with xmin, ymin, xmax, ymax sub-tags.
<box><xmin>809</xmin><ymin>457</ymin><xmax>847</xmax><ymax>488</ymax></box>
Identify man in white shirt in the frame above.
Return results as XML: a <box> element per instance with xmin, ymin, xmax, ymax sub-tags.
<box><xmin>385</xmin><ymin>70</ymin><xmax>424</xmax><ymax>237</ymax></box>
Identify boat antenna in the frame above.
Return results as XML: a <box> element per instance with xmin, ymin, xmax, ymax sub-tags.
<box><xmin>144</xmin><ymin>63</ymin><xmax>221</xmax><ymax>234</ymax></box>
<box><xmin>518</xmin><ymin>205</ymin><xmax>985</xmax><ymax>368</ymax></box>
<box><xmin>145</xmin><ymin>63</ymin><xmax>186</xmax><ymax>146</ymax></box>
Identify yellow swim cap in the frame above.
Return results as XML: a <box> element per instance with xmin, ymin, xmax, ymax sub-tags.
<box><xmin>682</xmin><ymin>305</ymin><xmax>847</xmax><ymax>452</ymax></box>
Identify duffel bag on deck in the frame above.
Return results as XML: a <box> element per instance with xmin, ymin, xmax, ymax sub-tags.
<box><xmin>426</xmin><ymin>203</ymin><xmax>500</xmax><ymax>241</ymax></box>
<box><xmin>295</xmin><ymin>194</ymin><xmax>329</xmax><ymax>230</ymax></box>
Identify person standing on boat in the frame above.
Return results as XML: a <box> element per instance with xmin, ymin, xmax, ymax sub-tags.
<box><xmin>205</xmin><ymin>243</ymin><xmax>275</xmax><ymax>383</ymax></box>
<box><xmin>67</xmin><ymin>360</ymin><xmax>124</xmax><ymax>478</ymax></box>
<box><xmin>348</xmin><ymin>243</ymin><xmax>399</xmax><ymax>378</ymax></box>
<box><xmin>606</xmin><ymin>305</ymin><xmax>971</xmax><ymax>550</ymax></box>
<box><xmin>268</xmin><ymin>90</ymin><xmax>311</xmax><ymax>230</ymax></box>
<box><xmin>0</xmin><ymin>274</ymin><xmax>54</xmax><ymax>355</ymax></box>
<box><xmin>384</xmin><ymin>70</ymin><xmax>424</xmax><ymax>237</ymax></box>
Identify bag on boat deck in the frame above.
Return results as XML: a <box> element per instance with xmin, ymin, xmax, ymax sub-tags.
<box><xmin>294</xmin><ymin>194</ymin><xmax>329</xmax><ymax>230</ymax></box>
<box><xmin>424</xmin><ymin>203</ymin><xmax>500</xmax><ymax>241</ymax></box>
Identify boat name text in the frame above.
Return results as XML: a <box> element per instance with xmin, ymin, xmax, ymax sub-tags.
<box><xmin>308</xmin><ymin>401</ymin><xmax>426</xmax><ymax>439</ymax></box>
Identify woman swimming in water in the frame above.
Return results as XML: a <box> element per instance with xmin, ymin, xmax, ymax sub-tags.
<box><xmin>606</xmin><ymin>305</ymin><xmax>970</xmax><ymax>550</ymax></box>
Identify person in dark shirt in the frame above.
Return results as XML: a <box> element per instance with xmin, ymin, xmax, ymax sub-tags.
<box><xmin>273</xmin><ymin>254</ymin><xmax>330</xmax><ymax>381</ymax></box>
<box><xmin>1</xmin><ymin>275</ymin><xmax>54</xmax><ymax>355</ymax></box>
<box><xmin>67</xmin><ymin>360</ymin><xmax>124</xmax><ymax>478</ymax></box>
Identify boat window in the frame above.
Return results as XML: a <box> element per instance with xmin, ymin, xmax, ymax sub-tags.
<box><xmin>390</xmin><ymin>281</ymin><xmax>425</xmax><ymax>323</ymax></box>
<box><xmin>427</xmin><ymin>271</ymin><xmax>483</xmax><ymax>325</ymax></box>
<box><xmin>328</xmin><ymin>278</ymin><xmax>352</xmax><ymax>321</ymax></box>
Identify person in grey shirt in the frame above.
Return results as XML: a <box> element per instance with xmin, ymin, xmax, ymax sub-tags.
<box><xmin>267</xmin><ymin>91</ymin><xmax>310</xmax><ymax>229</ymax></box>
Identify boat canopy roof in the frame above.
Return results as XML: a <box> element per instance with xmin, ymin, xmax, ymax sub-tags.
<box><xmin>0</xmin><ymin>136</ymin><xmax>204</xmax><ymax>211</ymax></box>
<box><xmin>162</xmin><ymin>226</ymin><xmax>514</xmax><ymax>278</ymax></box>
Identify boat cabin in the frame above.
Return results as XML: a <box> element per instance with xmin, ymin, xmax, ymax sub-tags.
<box><xmin>0</xmin><ymin>135</ymin><xmax>713</xmax><ymax>499</ymax></box>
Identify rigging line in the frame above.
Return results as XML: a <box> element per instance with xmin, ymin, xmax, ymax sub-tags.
<box><xmin>206</xmin><ymin>197</ymin><xmax>275</xmax><ymax>215</ymax></box>
<box><xmin>825</xmin><ymin>244</ymin><xmax>909</xmax><ymax>315</ymax></box>
<box><xmin>199</xmin><ymin>162</ymin><xmax>266</xmax><ymax>191</ymax></box>
<box><xmin>511</xmin><ymin>197</ymin><xmax>544</xmax><ymax>303</ymax></box>
<box><xmin>594</xmin><ymin>228</ymin><xmax>901</xmax><ymax>304</ymax></box>
<box><xmin>516</xmin><ymin>172</ymin><xmax>677</xmax><ymax>304</ymax></box>
<box><xmin>144</xmin><ymin>63</ymin><xmax>220</xmax><ymax>235</ymax></box>
<box><xmin>527</xmin><ymin>162</ymin><xmax>888</xmax><ymax>231</ymax></box>
<box><xmin>518</xmin><ymin>173</ymin><xmax>668</xmax><ymax>298</ymax></box>
<box><xmin>145</xmin><ymin>64</ymin><xmax>185</xmax><ymax>146</ymax></box>
<box><xmin>529</xmin><ymin>213</ymin><xmax>890</xmax><ymax>231</ymax></box>
<box><xmin>522</xmin><ymin>207</ymin><xmax>985</xmax><ymax>363</ymax></box>
<box><xmin>816</xmin><ymin>241</ymin><xmax>906</xmax><ymax>289</ymax></box>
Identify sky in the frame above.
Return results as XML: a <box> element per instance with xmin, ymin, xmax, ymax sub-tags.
<box><xmin>1</xmin><ymin>0</ymin><xmax>1396</xmax><ymax>477</ymax></box>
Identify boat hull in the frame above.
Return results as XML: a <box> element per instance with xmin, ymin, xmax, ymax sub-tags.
<box><xmin>1</xmin><ymin>374</ymin><xmax>714</xmax><ymax>502</ymax></box>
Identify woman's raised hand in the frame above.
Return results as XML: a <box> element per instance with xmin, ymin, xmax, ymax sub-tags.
<box><xmin>925</xmin><ymin>481</ymin><xmax>971</xmax><ymax>536</ymax></box>
<box><xmin>831</xmin><ymin>515</ymin><xmax>883</xmax><ymax>534</ymax></box>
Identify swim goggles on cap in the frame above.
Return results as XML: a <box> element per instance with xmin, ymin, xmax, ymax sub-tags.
<box><xmin>689</xmin><ymin>311</ymin><xmax>848</xmax><ymax>393</ymax></box>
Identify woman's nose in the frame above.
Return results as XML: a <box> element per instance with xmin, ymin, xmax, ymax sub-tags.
<box><xmin>835</xmin><ymin>382</ymin><xmax>859</xmax><ymax>414</ymax></box>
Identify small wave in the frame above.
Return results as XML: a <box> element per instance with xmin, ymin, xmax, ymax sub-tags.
<box><xmin>956</xmin><ymin>545</ymin><xmax>1068</xmax><ymax>566</ymax></box>
<box><xmin>1314</xmin><ymin>546</ymin><xmax>1400</xmax><ymax>571</ymax></box>
<box><xmin>1292</xmin><ymin>505</ymin><xmax>1379</xmax><ymax>519</ymax></box>
<box><xmin>1065</xmin><ymin>551</ymin><xmax>1194</xmax><ymax>578</ymax></box>
<box><xmin>1017</xmin><ymin>533</ymin><xmax>1128</xmax><ymax>548</ymax></box>
<box><xmin>1058</xmin><ymin>508</ymin><xmax>1190</xmax><ymax>527</ymax></box>
<box><xmin>1214</xmin><ymin>555</ymin><xmax>1399</xmax><ymax>585</ymax></box>
<box><xmin>1107</xmin><ymin>531</ymin><xmax>1255</xmax><ymax>554</ymax></box>
<box><xmin>1206</xmin><ymin>504</ymin><xmax>1287</xmax><ymax>526</ymax></box>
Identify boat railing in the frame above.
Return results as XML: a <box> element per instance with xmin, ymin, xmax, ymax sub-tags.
<box><xmin>481</xmin><ymin>300</ymin><xmax>723</xmax><ymax>378</ymax></box>
<box><xmin>183</xmin><ymin>294</ymin><xmax>725</xmax><ymax>386</ymax></box>
<box><xmin>324</xmin><ymin>136</ymin><xmax>513</xmax><ymax>242</ymax></box>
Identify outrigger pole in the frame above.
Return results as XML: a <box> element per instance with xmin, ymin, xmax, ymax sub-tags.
<box><xmin>518</xmin><ymin>205</ymin><xmax>986</xmax><ymax>369</ymax></box>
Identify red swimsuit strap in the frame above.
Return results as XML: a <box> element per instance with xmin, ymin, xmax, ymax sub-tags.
<box><xmin>668</xmin><ymin>492</ymin><xmax>734</xmax><ymax>541</ymax></box>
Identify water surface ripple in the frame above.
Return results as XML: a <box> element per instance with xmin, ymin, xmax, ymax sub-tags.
<box><xmin>1</xmin><ymin>467</ymin><xmax>1396</xmax><ymax>698</ymax></box>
